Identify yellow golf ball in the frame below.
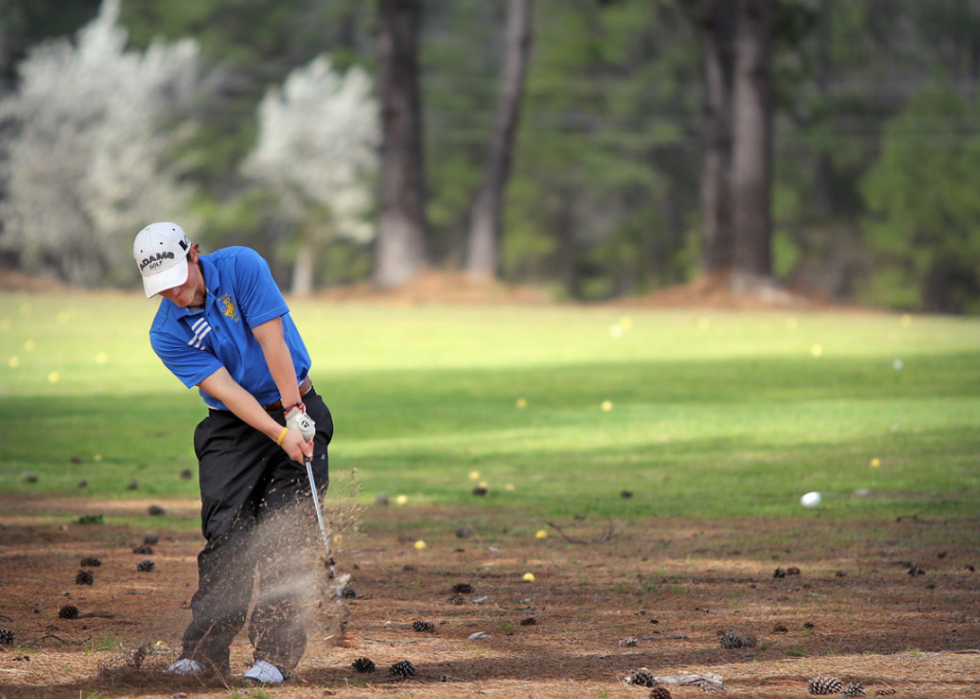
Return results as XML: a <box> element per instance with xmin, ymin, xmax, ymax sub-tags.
<box><xmin>95</xmin><ymin>352</ymin><xmax>107</xmax><ymax>364</ymax></box>
<box><xmin>535</xmin><ymin>529</ymin><xmax>548</xmax><ymax>540</ymax></box>
<box><xmin>8</xmin><ymin>357</ymin><xmax>19</xmax><ymax>368</ymax></box>
<box><xmin>811</xmin><ymin>345</ymin><xmax>823</xmax><ymax>357</ymax></box>
<box><xmin>870</xmin><ymin>458</ymin><xmax>881</xmax><ymax>468</ymax></box>
<box><xmin>505</xmin><ymin>483</ymin><xmax>515</xmax><ymax>492</ymax></box>
<box><xmin>414</xmin><ymin>540</ymin><xmax>427</xmax><ymax>551</ymax></box>
<box><xmin>522</xmin><ymin>572</ymin><xmax>535</xmax><ymax>582</ymax></box>
<box><xmin>516</xmin><ymin>398</ymin><xmax>527</xmax><ymax>409</ymax></box>
<box><xmin>47</xmin><ymin>371</ymin><xmax>59</xmax><ymax>384</ymax></box>
<box><xmin>620</xmin><ymin>317</ymin><xmax>632</xmax><ymax>331</ymax></box>
<box><xmin>470</xmin><ymin>470</ymin><xmax>480</xmax><ymax>480</ymax></box>
<box><xmin>395</xmin><ymin>494</ymin><xmax>408</xmax><ymax>505</ymax></box>
<box><xmin>601</xmin><ymin>400</ymin><xmax>613</xmax><ymax>412</ymax></box>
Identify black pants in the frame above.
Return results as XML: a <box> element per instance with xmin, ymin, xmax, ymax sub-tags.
<box><xmin>180</xmin><ymin>390</ymin><xmax>332</xmax><ymax>675</ymax></box>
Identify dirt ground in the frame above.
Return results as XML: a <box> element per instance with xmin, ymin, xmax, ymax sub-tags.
<box><xmin>0</xmin><ymin>265</ymin><xmax>861</xmax><ymax>311</ymax></box>
<box><xmin>0</xmin><ymin>495</ymin><xmax>978</xmax><ymax>699</ymax></box>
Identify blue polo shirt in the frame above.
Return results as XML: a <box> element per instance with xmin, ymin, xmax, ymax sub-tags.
<box><xmin>148</xmin><ymin>247</ymin><xmax>311</xmax><ymax>411</ymax></box>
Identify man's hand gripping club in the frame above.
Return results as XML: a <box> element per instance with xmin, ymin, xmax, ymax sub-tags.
<box><xmin>285</xmin><ymin>403</ymin><xmax>316</xmax><ymax>441</ymax></box>
<box><xmin>280</xmin><ymin>403</ymin><xmax>316</xmax><ymax>463</ymax></box>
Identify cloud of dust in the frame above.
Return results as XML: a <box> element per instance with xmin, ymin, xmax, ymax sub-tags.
<box><xmin>241</xmin><ymin>468</ymin><xmax>363</xmax><ymax>646</ymax></box>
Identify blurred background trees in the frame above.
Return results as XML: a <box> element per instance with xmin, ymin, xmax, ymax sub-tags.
<box><xmin>0</xmin><ymin>0</ymin><xmax>977</xmax><ymax>313</ymax></box>
<box><xmin>0</xmin><ymin>0</ymin><xmax>200</xmax><ymax>287</ymax></box>
<box><xmin>243</xmin><ymin>56</ymin><xmax>379</xmax><ymax>295</ymax></box>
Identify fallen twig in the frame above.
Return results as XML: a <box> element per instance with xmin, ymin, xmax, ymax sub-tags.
<box><xmin>22</xmin><ymin>634</ymin><xmax>81</xmax><ymax>647</ymax></box>
<box><xmin>545</xmin><ymin>518</ymin><xmax>618</xmax><ymax>545</ymax></box>
<box><xmin>364</xmin><ymin>637</ymin><xmax>421</xmax><ymax>646</ymax></box>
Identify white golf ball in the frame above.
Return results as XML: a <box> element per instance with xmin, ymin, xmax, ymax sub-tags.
<box><xmin>800</xmin><ymin>491</ymin><xmax>822</xmax><ymax>507</ymax></box>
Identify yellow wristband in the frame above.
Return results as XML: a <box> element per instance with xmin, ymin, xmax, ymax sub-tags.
<box><xmin>276</xmin><ymin>427</ymin><xmax>289</xmax><ymax>446</ymax></box>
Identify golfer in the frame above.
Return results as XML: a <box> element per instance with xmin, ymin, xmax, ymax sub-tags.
<box><xmin>133</xmin><ymin>222</ymin><xmax>333</xmax><ymax>685</ymax></box>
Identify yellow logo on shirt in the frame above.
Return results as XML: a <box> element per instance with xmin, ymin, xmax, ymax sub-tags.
<box><xmin>219</xmin><ymin>294</ymin><xmax>239</xmax><ymax>322</ymax></box>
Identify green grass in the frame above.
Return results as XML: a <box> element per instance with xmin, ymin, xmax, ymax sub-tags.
<box><xmin>1</xmin><ymin>293</ymin><xmax>979</xmax><ymax>522</ymax></box>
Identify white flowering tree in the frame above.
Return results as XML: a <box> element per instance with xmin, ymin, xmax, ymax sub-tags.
<box><xmin>0</xmin><ymin>0</ymin><xmax>200</xmax><ymax>287</ymax></box>
<box><xmin>243</xmin><ymin>56</ymin><xmax>379</xmax><ymax>295</ymax></box>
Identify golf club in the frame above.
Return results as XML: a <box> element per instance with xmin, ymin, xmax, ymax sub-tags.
<box><xmin>304</xmin><ymin>449</ymin><xmax>336</xmax><ymax>579</ymax></box>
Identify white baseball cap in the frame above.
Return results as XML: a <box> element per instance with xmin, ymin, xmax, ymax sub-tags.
<box><xmin>133</xmin><ymin>222</ymin><xmax>192</xmax><ymax>298</ymax></box>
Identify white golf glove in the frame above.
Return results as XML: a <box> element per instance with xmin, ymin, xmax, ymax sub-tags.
<box><xmin>285</xmin><ymin>403</ymin><xmax>316</xmax><ymax>442</ymax></box>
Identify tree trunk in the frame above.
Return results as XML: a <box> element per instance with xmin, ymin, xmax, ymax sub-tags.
<box><xmin>813</xmin><ymin>0</ymin><xmax>835</xmax><ymax>218</ymax></box>
<box><xmin>695</xmin><ymin>0</ymin><xmax>736</xmax><ymax>275</ymax></box>
<box><xmin>292</xmin><ymin>238</ymin><xmax>317</xmax><ymax>296</ymax></box>
<box><xmin>730</xmin><ymin>0</ymin><xmax>774</xmax><ymax>291</ymax></box>
<box><xmin>374</xmin><ymin>0</ymin><xmax>429</xmax><ymax>289</ymax></box>
<box><xmin>465</xmin><ymin>0</ymin><xmax>534</xmax><ymax>280</ymax></box>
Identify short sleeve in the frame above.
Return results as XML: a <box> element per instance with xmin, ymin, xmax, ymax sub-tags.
<box><xmin>231</xmin><ymin>248</ymin><xmax>290</xmax><ymax>327</ymax></box>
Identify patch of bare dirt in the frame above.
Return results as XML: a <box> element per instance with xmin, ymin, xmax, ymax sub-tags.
<box><xmin>0</xmin><ymin>268</ymin><xmax>70</xmax><ymax>294</ymax></box>
<box><xmin>315</xmin><ymin>271</ymin><xmax>553</xmax><ymax>306</ymax></box>
<box><xmin>613</xmin><ymin>272</ymin><xmax>869</xmax><ymax>312</ymax></box>
<box><xmin>2</xmin><ymin>265</ymin><xmax>881</xmax><ymax>313</ymax></box>
<box><xmin>0</xmin><ymin>497</ymin><xmax>977</xmax><ymax>699</ymax></box>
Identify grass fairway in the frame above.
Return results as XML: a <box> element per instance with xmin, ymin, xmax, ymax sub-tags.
<box><xmin>1</xmin><ymin>292</ymin><xmax>978</xmax><ymax>524</ymax></box>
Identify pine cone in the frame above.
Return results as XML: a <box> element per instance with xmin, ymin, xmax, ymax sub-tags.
<box><xmin>720</xmin><ymin>633</ymin><xmax>744</xmax><ymax>648</ymax></box>
<box><xmin>448</xmin><ymin>594</ymin><xmax>465</xmax><ymax>605</ymax></box>
<box><xmin>650</xmin><ymin>687</ymin><xmax>672</xmax><ymax>699</ymax></box>
<box><xmin>79</xmin><ymin>557</ymin><xmax>101</xmax><ymax>567</ymax></box>
<box><xmin>75</xmin><ymin>569</ymin><xmax>94</xmax><ymax>585</ymax></box>
<box><xmin>412</xmin><ymin>620</ymin><xmax>435</xmax><ymax>633</ymax></box>
<box><xmin>842</xmin><ymin>683</ymin><xmax>867</xmax><ymax>697</ymax></box>
<box><xmin>340</xmin><ymin>585</ymin><xmax>356</xmax><ymax>599</ymax></box>
<box><xmin>59</xmin><ymin>604</ymin><xmax>80</xmax><ymax>620</ymax></box>
<box><xmin>451</xmin><ymin>583</ymin><xmax>474</xmax><ymax>594</ymax></box>
<box><xmin>132</xmin><ymin>545</ymin><xmax>153</xmax><ymax>555</ymax></box>
<box><xmin>144</xmin><ymin>534</ymin><xmax>159</xmax><ymax>544</ymax></box>
<box><xmin>389</xmin><ymin>659</ymin><xmax>415</xmax><ymax>677</ymax></box>
<box><xmin>807</xmin><ymin>676</ymin><xmax>843</xmax><ymax>695</ymax></box>
<box><xmin>351</xmin><ymin>657</ymin><xmax>376</xmax><ymax>673</ymax></box>
<box><xmin>874</xmin><ymin>689</ymin><xmax>897</xmax><ymax>696</ymax></box>
<box><xmin>619</xmin><ymin>636</ymin><xmax>638</xmax><ymax>647</ymax></box>
<box><xmin>0</xmin><ymin>628</ymin><xmax>14</xmax><ymax>644</ymax></box>
<box><xmin>628</xmin><ymin>668</ymin><xmax>657</xmax><ymax>687</ymax></box>
<box><xmin>136</xmin><ymin>559</ymin><xmax>155</xmax><ymax>572</ymax></box>
<box><xmin>520</xmin><ymin>617</ymin><xmax>537</xmax><ymax>626</ymax></box>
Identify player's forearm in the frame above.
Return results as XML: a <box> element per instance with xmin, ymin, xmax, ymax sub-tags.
<box><xmin>198</xmin><ymin>368</ymin><xmax>285</xmax><ymax>442</ymax></box>
<box><xmin>253</xmin><ymin>317</ymin><xmax>303</xmax><ymax>408</ymax></box>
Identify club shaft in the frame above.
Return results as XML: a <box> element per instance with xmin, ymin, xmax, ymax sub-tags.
<box><xmin>305</xmin><ymin>456</ymin><xmax>335</xmax><ymax>577</ymax></box>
